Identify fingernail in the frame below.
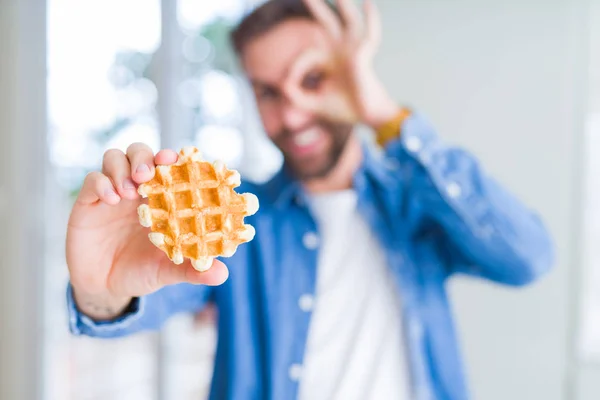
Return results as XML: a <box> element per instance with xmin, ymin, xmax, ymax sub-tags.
<box><xmin>136</xmin><ymin>164</ymin><xmax>150</xmax><ymax>174</ymax></box>
<box><xmin>104</xmin><ymin>188</ymin><xmax>119</xmax><ymax>198</ymax></box>
<box><xmin>123</xmin><ymin>179</ymin><xmax>136</xmax><ymax>190</ymax></box>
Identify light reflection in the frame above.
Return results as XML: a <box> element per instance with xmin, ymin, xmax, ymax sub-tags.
<box><xmin>178</xmin><ymin>79</ymin><xmax>203</xmax><ymax>108</ymax></box>
<box><xmin>199</xmin><ymin>70</ymin><xmax>240</xmax><ymax>121</ymax></box>
<box><xmin>195</xmin><ymin>125</ymin><xmax>243</xmax><ymax>167</ymax></box>
<box><xmin>177</xmin><ymin>0</ymin><xmax>244</xmax><ymax>31</ymax></box>
<box><xmin>108</xmin><ymin>64</ymin><xmax>136</xmax><ymax>88</ymax></box>
<box><xmin>115</xmin><ymin>78</ymin><xmax>159</xmax><ymax>118</ymax></box>
<box><xmin>47</xmin><ymin>0</ymin><xmax>161</xmax><ymax>170</ymax></box>
<box><xmin>182</xmin><ymin>35</ymin><xmax>214</xmax><ymax>64</ymax></box>
<box><xmin>105</xmin><ymin>120</ymin><xmax>161</xmax><ymax>154</ymax></box>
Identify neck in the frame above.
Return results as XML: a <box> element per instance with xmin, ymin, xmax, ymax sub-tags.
<box><xmin>302</xmin><ymin>135</ymin><xmax>362</xmax><ymax>193</ymax></box>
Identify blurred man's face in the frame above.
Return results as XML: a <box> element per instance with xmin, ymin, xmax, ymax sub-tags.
<box><xmin>241</xmin><ymin>19</ymin><xmax>353</xmax><ymax>180</ymax></box>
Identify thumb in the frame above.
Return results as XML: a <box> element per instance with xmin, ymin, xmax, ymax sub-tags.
<box><xmin>157</xmin><ymin>258</ymin><xmax>230</xmax><ymax>287</ymax></box>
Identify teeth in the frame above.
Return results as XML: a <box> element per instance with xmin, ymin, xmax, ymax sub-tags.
<box><xmin>294</xmin><ymin>131</ymin><xmax>319</xmax><ymax>147</ymax></box>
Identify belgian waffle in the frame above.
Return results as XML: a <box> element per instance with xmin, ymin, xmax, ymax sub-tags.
<box><xmin>137</xmin><ymin>147</ymin><xmax>259</xmax><ymax>271</ymax></box>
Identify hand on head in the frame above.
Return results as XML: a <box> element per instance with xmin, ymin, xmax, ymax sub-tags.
<box><xmin>283</xmin><ymin>0</ymin><xmax>399</xmax><ymax>128</ymax></box>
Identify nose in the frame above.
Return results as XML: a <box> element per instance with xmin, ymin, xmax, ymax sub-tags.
<box><xmin>280</xmin><ymin>99</ymin><xmax>314</xmax><ymax>132</ymax></box>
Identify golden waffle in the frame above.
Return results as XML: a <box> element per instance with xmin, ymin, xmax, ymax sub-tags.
<box><xmin>137</xmin><ymin>147</ymin><xmax>259</xmax><ymax>271</ymax></box>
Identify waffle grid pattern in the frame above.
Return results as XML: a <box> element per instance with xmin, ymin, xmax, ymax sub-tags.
<box><xmin>137</xmin><ymin>148</ymin><xmax>258</xmax><ymax>271</ymax></box>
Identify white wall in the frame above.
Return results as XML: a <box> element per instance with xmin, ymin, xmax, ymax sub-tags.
<box><xmin>575</xmin><ymin>1</ymin><xmax>600</xmax><ymax>399</ymax></box>
<box><xmin>0</xmin><ymin>0</ymin><xmax>47</xmax><ymax>399</ymax></box>
<box><xmin>375</xmin><ymin>1</ymin><xmax>589</xmax><ymax>399</ymax></box>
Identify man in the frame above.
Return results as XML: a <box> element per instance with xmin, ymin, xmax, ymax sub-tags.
<box><xmin>65</xmin><ymin>0</ymin><xmax>554</xmax><ymax>399</ymax></box>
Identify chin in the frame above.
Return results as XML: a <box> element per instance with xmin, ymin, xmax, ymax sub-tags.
<box><xmin>287</xmin><ymin>155</ymin><xmax>335</xmax><ymax>181</ymax></box>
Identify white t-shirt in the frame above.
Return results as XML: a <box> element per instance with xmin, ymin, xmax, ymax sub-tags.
<box><xmin>297</xmin><ymin>190</ymin><xmax>410</xmax><ymax>400</ymax></box>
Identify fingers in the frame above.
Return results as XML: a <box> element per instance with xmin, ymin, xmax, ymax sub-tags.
<box><xmin>305</xmin><ymin>0</ymin><xmax>368</xmax><ymax>42</ymax></box>
<box><xmin>158</xmin><ymin>259</ymin><xmax>230</xmax><ymax>287</ymax></box>
<box><xmin>336</xmin><ymin>0</ymin><xmax>363</xmax><ymax>40</ymax></box>
<box><xmin>303</xmin><ymin>0</ymin><xmax>342</xmax><ymax>39</ymax></box>
<box><xmin>102</xmin><ymin>149</ymin><xmax>137</xmax><ymax>200</ymax></box>
<box><xmin>155</xmin><ymin>149</ymin><xmax>178</xmax><ymax>166</ymax></box>
<box><xmin>125</xmin><ymin>145</ymin><xmax>178</xmax><ymax>184</ymax></box>
<box><xmin>77</xmin><ymin>171</ymin><xmax>121</xmax><ymax>206</ymax></box>
<box><xmin>77</xmin><ymin>145</ymin><xmax>176</xmax><ymax>207</ymax></box>
<box><xmin>126</xmin><ymin>143</ymin><xmax>156</xmax><ymax>184</ymax></box>
<box><xmin>283</xmin><ymin>48</ymin><xmax>330</xmax><ymax>111</ymax></box>
<box><xmin>364</xmin><ymin>0</ymin><xmax>382</xmax><ymax>48</ymax></box>
<box><xmin>286</xmin><ymin>48</ymin><xmax>331</xmax><ymax>84</ymax></box>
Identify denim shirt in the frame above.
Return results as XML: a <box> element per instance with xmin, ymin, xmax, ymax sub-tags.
<box><xmin>67</xmin><ymin>113</ymin><xmax>554</xmax><ymax>400</ymax></box>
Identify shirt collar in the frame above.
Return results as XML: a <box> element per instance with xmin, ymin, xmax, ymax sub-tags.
<box><xmin>268</xmin><ymin>142</ymin><xmax>392</xmax><ymax>210</ymax></box>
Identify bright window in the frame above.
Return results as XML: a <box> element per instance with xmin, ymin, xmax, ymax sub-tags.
<box><xmin>45</xmin><ymin>0</ymin><xmax>280</xmax><ymax>398</ymax></box>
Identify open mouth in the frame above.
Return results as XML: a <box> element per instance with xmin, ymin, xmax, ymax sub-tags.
<box><xmin>287</xmin><ymin>128</ymin><xmax>326</xmax><ymax>158</ymax></box>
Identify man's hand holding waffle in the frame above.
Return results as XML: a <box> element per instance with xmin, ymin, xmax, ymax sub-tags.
<box><xmin>66</xmin><ymin>144</ymin><xmax>258</xmax><ymax>321</ymax></box>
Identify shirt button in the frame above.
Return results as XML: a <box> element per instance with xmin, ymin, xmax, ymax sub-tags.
<box><xmin>288</xmin><ymin>363</ymin><xmax>303</xmax><ymax>381</ymax></box>
<box><xmin>446</xmin><ymin>181</ymin><xmax>462</xmax><ymax>199</ymax></box>
<box><xmin>302</xmin><ymin>232</ymin><xmax>320</xmax><ymax>250</ymax></box>
<box><xmin>298</xmin><ymin>294</ymin><xmax>314</xmax><ymax>312</ymax></box>
<box><xmin>405</xmin><ymin>136</ymin><xmax>422</xmax><ymax>153</ymax></box>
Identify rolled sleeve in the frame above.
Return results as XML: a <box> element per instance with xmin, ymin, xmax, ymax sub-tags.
<box><xmin>67</xmin><ymin>281</ymin><xmax>212</xmax><ymax>338</ymax></box>
<box><xmin>383</xmin><ymin>113</ymin><xmax>555</xmax><ymax>286</ymax></box>
<box><xmin>67</xmin><ymin>284</ymin><xmax>150</xmax><ymax>338</ymax></box>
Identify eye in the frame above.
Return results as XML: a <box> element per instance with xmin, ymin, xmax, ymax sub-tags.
<box><xmin>255</xmin><ymin>86</ymin><xmax>280</xmax><ymax>101</ymax></box>
<box><xmin>301</xmin><ymin>70</ymin><xmax>325</xmax><ymax>91</ymax></box>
